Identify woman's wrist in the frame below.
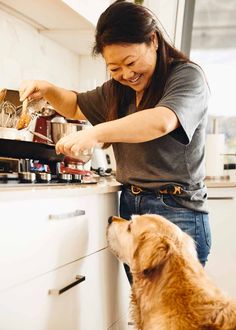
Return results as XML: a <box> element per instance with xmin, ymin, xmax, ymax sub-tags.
<box><xmin>94</xmin><ymin>123</ymin><xmax>105</xmax><ymax>143</ymax></box>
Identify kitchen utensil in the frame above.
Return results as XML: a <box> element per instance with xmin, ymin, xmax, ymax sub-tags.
<box><xmin>16</xmin><ymin>98</ymin><xmax>54</xmax><ymax>131</ymax></box>
<box><xmin>29</xmin><ymin>129</ymin><xmax>53</xmax><ymax>144</ymax></box>
<box><xmin>16</xmin><ymin>99</ymin><xmax>31</xmax><ymax>130</ymax></box>
<box><xmin>64</xmin><ymin>151</ymin><xmax>93</xmax><ymax>165</ymax></box>
<box><xmin>0</xmin><ymin>88</ymin><xmax>7</xmax><ymax>103</ymax></box>
<box><xmin>0</xmin><ymin>101</ymin><xmax>17</xmax><ymax>128</ymax></box>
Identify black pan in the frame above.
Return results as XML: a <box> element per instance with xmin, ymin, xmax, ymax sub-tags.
<box><xmin>0</xmin><ymin>138</ymin><xmax>64</xmax><ymax>162</ymax></box>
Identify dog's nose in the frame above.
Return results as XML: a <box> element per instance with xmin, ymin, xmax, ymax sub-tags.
<box><xmin>108</xmin><ymin>216</ymin><xmax>113</xmax><ymax>225</ymax></box>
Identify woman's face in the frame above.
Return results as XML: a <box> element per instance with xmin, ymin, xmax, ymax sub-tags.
<box><xmin>103</xmin><ymin>37</ymin><xmax>158</xmax><ymax>94</ymax></box>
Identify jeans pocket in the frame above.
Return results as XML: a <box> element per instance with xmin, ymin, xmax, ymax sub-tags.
<box><xmin>160</xmin><ymin>195</ymin><xmax>186</xmax><ymax>211</ymax></box>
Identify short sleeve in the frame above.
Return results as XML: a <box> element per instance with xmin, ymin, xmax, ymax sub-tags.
<box><xmin>77</xmin><ymin>81</ymin><xmax>110</xmax><ymax>126</ymax></box>
<box><xmin>158</xmin><ymin>63</ymin><xmax>210</xmax><ymax>144</ymax></box>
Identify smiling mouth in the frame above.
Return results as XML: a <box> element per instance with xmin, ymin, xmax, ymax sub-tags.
<box><xmin>127</xmin><ymin>74</ymin><xmax>142</xmax><ymax>84</ymax></box>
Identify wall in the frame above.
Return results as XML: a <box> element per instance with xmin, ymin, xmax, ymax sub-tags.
<box><xmin>77</xmin><ymin>55</ymin><xmax>107</xmax><ymax>92</ymax></box>
<box><xmin>144</xmin><ymin>0</ymin><xmax>187</xmax><ymax>49</ymax></box>
<box><xmin>0</xmin><ymin>9</ymin><xmax>81</xmax><ymax>90</ymax></box>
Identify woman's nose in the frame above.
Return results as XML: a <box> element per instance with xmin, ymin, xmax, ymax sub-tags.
<box><xmin>122</xmin><ymin>68</ymin><xmax>134</xmax><ymax>80</ymax></box>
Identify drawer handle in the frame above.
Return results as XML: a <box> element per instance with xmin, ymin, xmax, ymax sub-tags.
<box><xmin>48</xmin><ymin>209</ymin><xmax>85</xmax><ymax>220</ymax></box>
<box><xmin>208</xmin><ymin>197</ymin><xmax>234</xmax><ymax>200</ymax></box>
<box><xmin>48</xmin><ymin>275</ymin><xmax>86</xmax><ymax>295</ymax></box>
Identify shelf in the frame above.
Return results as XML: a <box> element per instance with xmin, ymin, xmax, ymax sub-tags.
<box><xmin>0</xmin><ymin>0</ymin><xmax>108</xmax><ymax>54</ymax></box>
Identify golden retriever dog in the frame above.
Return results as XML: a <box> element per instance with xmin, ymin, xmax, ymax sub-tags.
<box><xmin>107</xmin><ymin>214</ymin><xmax>236</xmax><ymax>330</ymax></box>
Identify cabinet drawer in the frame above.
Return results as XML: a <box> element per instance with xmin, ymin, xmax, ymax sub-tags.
<box><xmin>0</xmin><ymin>249</ymin><xmax>130</xmax><ymax>330</ymax></box>
<box><xmin>0</xmin><ymin>192</ymin><xmax>118</xmax><ymax>290</ymax></box>
<box><xmin>206</xmin><ymin>194</ymin><xmax>236</xmax><ymax>298</ymax></box>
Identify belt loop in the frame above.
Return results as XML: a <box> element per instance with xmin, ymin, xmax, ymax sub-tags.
<box><xmin>131</xmin><ymin>185</ymin><xmax>143</xmax><ymax>195</ymax></box>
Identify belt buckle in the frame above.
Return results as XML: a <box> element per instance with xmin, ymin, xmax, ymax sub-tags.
<box><xmin>131</xmin><ymin>185</ymin><xmax>143</xmax><ymax>195</ymax></box>
<box><xmin>172</xmin><ymin>186</ymin><xmax>182</xmax><ymax>195</ymax></box>
<box><xmin>159</xmin><ymin>185</ymin><xmax>182</xmax><ymax>195</ymax></box>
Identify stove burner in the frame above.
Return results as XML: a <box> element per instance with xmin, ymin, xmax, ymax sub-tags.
<box><xmin>0</xmin><ymin>157</ymin><xmax>98</xmax><ymax>185</ymax></box>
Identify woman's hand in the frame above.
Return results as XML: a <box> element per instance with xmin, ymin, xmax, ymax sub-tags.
<box><xmin>55</xmin><ymin>126</ymin><xmax>100</xmax><ymax>158</ymax></box>
<box><xmin>19</xmin><ymin>80</ymin><xmax>80</xmax><ymax>120</ymax></box>
<box><xmin>19</xmin><ymin>80</ymin><xmax>53</xmax><ymax>102</ymax></box>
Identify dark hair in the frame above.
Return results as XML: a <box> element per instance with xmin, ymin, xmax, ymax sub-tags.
<box><xmin>93</xmin><ymin>0</ymin><xmax>189</xmax><ymax>145</ymax></box>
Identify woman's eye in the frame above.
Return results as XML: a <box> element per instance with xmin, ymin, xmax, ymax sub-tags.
<box><xmin>127</xmin><ymin>61</ymin><xmax>135</xmax><ymax>66</ymax></box>
<box><xmin>110</xmin><ymin>68</ymin><xmax>119</xmax><ymax>72</ymax></box>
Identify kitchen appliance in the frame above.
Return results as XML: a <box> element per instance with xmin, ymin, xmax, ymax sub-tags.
<box><xmin>205</xmin><ymin>118</ymin><xmax>229</xmax><ymax>180</ymax></box>
<box><xmin>91</xmin><ymin>146</ymin><xmax>113</xmax><ymax>176</ymax></box>
<box><xmin>0</xmin><ymin>90</ymin><xmax>97</xmax><ymax>185</ymax></box>
<box><xmin>0</xmin><ymin>139</ymin><xmax>98</xmax><ymax>185</ymax></box>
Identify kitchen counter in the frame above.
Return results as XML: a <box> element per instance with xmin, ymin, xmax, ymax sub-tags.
<box><xmin>0</xmin><ymin>176</ymin><xmax>121</xmax><ymax>201</ymax></box>
<box><xmin>1</xmin><ymin>176</ymin><xmax>236</xmax><ymax>198</ymax></box>
<box><xmin>205</xmin><ymin>179</ymin><xmax>236</xmax><ymax>188</ymax></box>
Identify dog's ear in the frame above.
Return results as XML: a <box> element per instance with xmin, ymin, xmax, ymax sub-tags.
<box><xmin>133</xmin><ymin>233</ymin><xmax>173</xmax><ymax>275</ymax></box>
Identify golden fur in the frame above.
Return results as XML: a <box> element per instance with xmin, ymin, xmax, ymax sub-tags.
<box><xmin>107</xmin><ymin>214</ymin><xmax>236</xmax><ymax>330</ymax></box>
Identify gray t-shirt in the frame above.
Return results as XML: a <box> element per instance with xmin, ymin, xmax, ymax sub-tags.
<box><xmin>77</xmin><ymin>62</ymin><xmax>210</xmax><ymax>212</ymax></box>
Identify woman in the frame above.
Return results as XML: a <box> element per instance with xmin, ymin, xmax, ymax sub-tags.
<box><xmin>19</xmin><ymin>1</ymin><xmax>211</xmax><ymax>278</ymax></box>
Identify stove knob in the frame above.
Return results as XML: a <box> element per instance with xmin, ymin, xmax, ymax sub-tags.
<box><xmin>19</xmin><ymin>172</ymin><xmax>36</xmax><ymax>183</ymax></box>
<box><xmin>36</xmin><ymin>172</ymin><xmax>52</xmax><ymax>183</ymax></box>
<box><xmin>72</xmin><ymin>174</ymin><xmax>82</xmax><ymax>183</ymax></box>
<box><xmin>58</xmin><ymin>173</ymin><xmax>72</xmax><ymax>183</ymax></box>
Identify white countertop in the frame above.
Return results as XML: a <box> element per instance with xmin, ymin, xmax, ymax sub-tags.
<box><xmin>0</xmin><ymin>176</ymin><xmax>121</xmax><ymax>201</ymax></box>
<box><xmin>205</xmin><ymin>180</ymin><xmax>236</xmax><ymax>188</ymax></box>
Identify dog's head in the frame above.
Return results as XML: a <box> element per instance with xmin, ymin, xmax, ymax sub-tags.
<box><xmin>107</xmin><ymin>214</ymin><xmax>197</xmax><ymax>276</ymax></box>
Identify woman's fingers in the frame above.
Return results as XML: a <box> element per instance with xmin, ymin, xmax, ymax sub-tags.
<box><xmin>55</xmin><ymin>130</ymin><xmax>96</xmax><ymax>156</ymax></box>
<box><xmin>19</xmin><ymin>81</ymin><xmax>39</xmax><ymax>101</ymax></box>
<box><xmin>55</xmin><ymin>133</ymin><xmax>78</xmax><ymax>155</ymax></box>
<box><xmin>19</xmin><ymin>80</ymin><xmax>49</xmax><ymax>102</ymax></box>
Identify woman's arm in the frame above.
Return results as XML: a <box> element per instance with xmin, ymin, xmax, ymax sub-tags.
<box><xmin>95</xmin><ymin>106</ymin><xmax>179</xmax><ymax>143</ymax></box>
<box><xmin>19</xmin><ymin>80</ymin><xmax>86</xmax><ymax>120</ymax></box>
<box><xmin>55</xmin><ymin>106</ymin><xmax>179</xmax><ymax>156</ymax></box>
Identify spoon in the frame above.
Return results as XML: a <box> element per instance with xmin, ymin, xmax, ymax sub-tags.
<box><xmin>29</xmin><ymin>129</ymin><xmax>54</xmax><ymax>144</ymax></box>
<box><xmin>16</xmin><ymin>99</ymin><xmax>31</xmax><ymax>130</ymax></box>
<box><xmin>0</xmin><ymin>88</ymin><xmax>7</xmax><ymax>103</ymax></box>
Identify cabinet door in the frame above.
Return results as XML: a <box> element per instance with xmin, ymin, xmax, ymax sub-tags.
<box><xmin>0</xmin><ymin>192</ymin><xmax>118</xmax><ymax>291</ymax></box>
<box><xmin>206</xmin><ymin>187</ymin><xmax>236</xmax><ymax>298</ymax></box>
<box><xmin>0</xmin><ymin>249</ymin><xmax>130</xmax><ymax>330</ymax></box>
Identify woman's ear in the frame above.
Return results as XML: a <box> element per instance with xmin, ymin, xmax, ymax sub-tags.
<box><xmin>150</xmin><ymin>32</ymin><xmax>158</xmax><ymax>50</ymax></box>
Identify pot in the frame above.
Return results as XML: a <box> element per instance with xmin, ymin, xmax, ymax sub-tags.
<box><xmin>51</xmin><ymin>121</ymin><xmax>88</xmax><ymax>144</ymax></box>
<box><xmin>51</xmin><ymin>120</ymin><xmax>93</xmax><ymax>164</ymax></box>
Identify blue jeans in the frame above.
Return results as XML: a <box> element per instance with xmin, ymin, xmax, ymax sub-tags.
<box><xmin>119</xmin><ymin>186</ymin><xmax>211</xmax><ymax>280</ymax></box>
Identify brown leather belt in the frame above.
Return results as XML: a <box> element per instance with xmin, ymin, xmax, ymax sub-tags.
<box><xmin>130</xmin><ymin>185</ymin><xmax>183</xmax><ymax>196</ymax></box>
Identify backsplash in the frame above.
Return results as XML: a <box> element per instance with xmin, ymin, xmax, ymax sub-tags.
<box><xmin>0</xmin><ymin>9</ymin><xmax>80</xmax><ymax>90</ymax></box>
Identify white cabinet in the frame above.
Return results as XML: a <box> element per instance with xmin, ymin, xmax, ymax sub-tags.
<box><xmin>0</xmin><ymin>193</ymin><xmax>116</xmax><ymax>290</ymax></box>
<box><xmin>0</xmin><ymin>249</ymin><xmax>130</xmax><ymax>330</ymax></box>
<box><xmin>206</xmin><ymin>187</ymin><xmax>236</xmax><ymax>299</ymax></box>
<box><xmin>0</xmin><ymin>188</ymin><xmax>130</xmax><ymax>329</ymax></box>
